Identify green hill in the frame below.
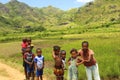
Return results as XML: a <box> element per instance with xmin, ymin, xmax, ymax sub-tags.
<box><xmin>0</xmin><ymin>0</ymin><xmax>120</xmax><ymax>34</ymax></box>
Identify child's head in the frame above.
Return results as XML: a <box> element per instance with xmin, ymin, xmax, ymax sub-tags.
<box><xmin>53</xmin><ymin>46</ymin><xmax>60</xmax><ymax>55</ymax></box>
<box><xmin>26</xmin><ymin>47</ymin><xmax>31</xmax><ymax>52</ymax></box>
<box><xmin>60</xmin><ymin>50</ymin><xmax>66</xmax><ymax>59</ymax></box>
<box><xmin>27</xmin><ymin>37</ymin><xmax>32</xmax><ymax>45</ymax></box>
<box><xmin>82</xmin><ymin>41</ymin><xmax>89</xmax><ymax>52</ymax></box>
<box><xmin>22</xmin><ymin>38</ymin><xmax>27</xmax><ymax>43</ymax></box>
<box><xmin>70</xmin><ymin>48</ymin><xmax>78</xmax><ymax>59</ymax></box>
<box><xmin>36</xmin><ymin>48</ymin><xmax>42</xmax><ymax>56</ymax></box>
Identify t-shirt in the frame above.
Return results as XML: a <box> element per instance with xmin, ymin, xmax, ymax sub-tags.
<box><xmin>79</xmin><ymin>49</ymin><xmax>96</xmax><ymax>67</ymax></box>
<box><xmin>24</xmin><ymin>52</ymin><xmax>35</xmax><ymax>62</ymax></box>
<box><xmin>34</xmin><ymin>55</ymin><xmax>44</xmax><ymax>69</ymax></box>
<box><xmin>21</xmin><ymin>42</ymin><xmax>27</xmax><ymax>48</ymax></box>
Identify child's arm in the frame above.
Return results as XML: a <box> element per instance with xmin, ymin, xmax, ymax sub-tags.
<box><xmin>68</xmin><ymin>57</ymin><xmax>71</xmax><ymax>66</ymax></box>
<box><xmin>42</xmin><ymin>57</ymin><xmax>45</xmax><ymax>69</ymax></box>
<box><xmin>52</xmin><ymin>51</ymin><xmax>56</xmax><ymax>59</ymax></box>
<box><xmin>76</xmin><ymin>58</ymin><xmax>84</xmax><ymax>66</ymax></box>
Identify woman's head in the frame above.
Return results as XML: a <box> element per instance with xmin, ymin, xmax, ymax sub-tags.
<box><xmin>82</xmin><ymin>41</ymin><xmax>89</xmax><ymax>52</ymax></box>
<box><xmin>70</xmin><ymin>48</ymin><xmax>78</xmax><ymax>59</ymax></box>
<box><xmin>36</xmin><ymin>48</ymin><xmax>42</xmax><ymax>56</ymax></box>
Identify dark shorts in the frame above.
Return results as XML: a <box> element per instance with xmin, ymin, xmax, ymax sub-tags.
<box><xmin>36</xmin><ymin>69</ymin><xmax>43</xmax><ymax>77</ymax></box>
<box><xmin>26</xmin><ymin>64</ymin><xmax>34</xmax><ymax>73</ymax></box>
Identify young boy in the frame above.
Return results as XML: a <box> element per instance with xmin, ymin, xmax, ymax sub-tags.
<box><xmin>24</xmin><ymin>47</ymin><xmax>35</xmax><ymax>80</ymax></box>
<box><xmin>78</xmin><ymin>41</ymin><xmax>100</xmax><ymax>80</ymax></box>
<box><xmin>34</xmin><ymin>48</ymin><xmax>44</xmax><ymax>80</ymax></box>
<box><xmin>53</xmin><ymin>46</ymin><xmax>64</xmax><ymax>80</ymax></box>
<box><xmin>68</xmin><ymin>48</ymin><xmax>83</xmax><ymax>80</ymax></box>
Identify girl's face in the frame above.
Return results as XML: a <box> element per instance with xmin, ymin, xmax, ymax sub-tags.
<box><xmin>37</xmin><ymin>50</ymin><xmax>42</xmax><ymax>56</ymax></box>
<box><xmin>82</xmin><ymin>43</ymin><xmax>88</xmax><ymax>52</ymax></box>
<box><xmin>71</xmin><ymin>51</ymin><xmax>77</xmax><ymax>59</ymax></box>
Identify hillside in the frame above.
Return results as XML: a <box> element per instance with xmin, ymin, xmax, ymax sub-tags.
<box><xmin>0</xmin><ymin>0</ymin><xmax>120</xmax><ymax>34</ymax></box>
<box><xmin>74</xmin><ymin>0</ymin><xmax>120</xmax><ymax>28</ymax></box>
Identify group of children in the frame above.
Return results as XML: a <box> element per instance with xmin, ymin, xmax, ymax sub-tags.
<box><xmin>21</xmin><ymin>38</ymin><xmax>44</xmax><ymax>80</ymax></box>
<box><xmin>21</xmin><ymin>38</ymin><xmax>100</xmax><ymax>80</ymax></box>
<box><xmin>52</xmin><ymin>46</ymin><xmax>83</xmax><ymax>80</ymax></box>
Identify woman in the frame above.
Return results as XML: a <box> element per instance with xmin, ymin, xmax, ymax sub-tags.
<box><xmin>78</xmin><ymin>41</ymin><xmax>100</xmax><ymax>80</ymax></box>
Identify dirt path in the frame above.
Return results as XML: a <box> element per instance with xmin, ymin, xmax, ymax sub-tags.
<box><xmin>0</xmin><ymin>61</ymin><xmax>47</xmax><ymax>80</ymax></box>
<box><xmin>0</xmin><ymin>62</ymin><xmax>24</xmax><ymax>80</ymax></box>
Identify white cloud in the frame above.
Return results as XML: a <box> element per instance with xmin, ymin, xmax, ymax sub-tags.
<box><xmin>76</xmin><ymin>0</ymin><xmax>94</xmax><ymax>3</ymax></box>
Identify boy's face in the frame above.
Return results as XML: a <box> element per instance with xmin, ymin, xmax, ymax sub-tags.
<box><xmin>71</xmin><ymin>51</ymin><xmax>77</xmax><ymax>59</ymax></box>
<box><xmin>61</xmin><ymin>53</ymin><xmax>66</xmax><ymax>59</ymax></box>
<box><xmin>54</xmin><ymin>49</ymin><xmax>60</xmax><ymax>55</ymax></box>
<box><xmin>37</xmin><ymin>50</ymin><xmax>42</xmax><ymax>56</ymax></box>
<box><xmin>82</xmin><ymin>43</ymin><xmax>88</xmax><ymax>52</ymax></box>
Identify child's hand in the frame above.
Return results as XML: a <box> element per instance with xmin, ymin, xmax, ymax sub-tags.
<box><xmin>68</xmin><ymin>61</ymin><xmax>71</xmax><ymax>65</ymax></box>
<box><xmin>76</xmin><ymin>63</ymin><xmax>79</xmax><ymax>67</ymax></box>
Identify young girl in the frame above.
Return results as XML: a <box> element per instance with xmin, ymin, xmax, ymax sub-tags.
<box><xmin>60</xmin><ymin>50</ymin><xmax>67</xmax><ymax>70</ymax></box>
<box><xmin>24</xmin><ymin>47</ymin><xmax>35</xmax><ymax>80</ymax></box>
<box><xmin>34</xmin><ymin>48</ymin><xmax>44</xmax><ymax>80</ymax></box>
<box><xmin>68</xmin><ymin>48</ymin><xmax>83</xmax><ymax>80</ymax></box>
<box><xmin>78</xmin><ymin>41</ymin><xmax>100</xmax><ymax>80</ymax></box>
<box><xmin>53</xmin><ymin>46</ymin><xmax>64</xmax><ymax>80</ymax></box>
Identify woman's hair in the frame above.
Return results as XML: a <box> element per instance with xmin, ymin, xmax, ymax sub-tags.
<box><xmin>70</xmin><ymin>48</ymin><xmax>78</xmax><ymax>54</ymax></box>
<box><xmin>82</xmin><ymin>41</ymin><xmax>89</xmax><ymax>46</ymax></box>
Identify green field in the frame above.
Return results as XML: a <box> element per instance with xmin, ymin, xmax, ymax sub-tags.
<box><xmin>0</xmin><ymin>29</ymin><xmax>120</xmax><ymax>80</ymax></box>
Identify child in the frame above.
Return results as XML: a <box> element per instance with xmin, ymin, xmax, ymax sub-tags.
<box><xmin>21</xmin><ymin>38</ymin><xmax>28</xmax><ymax>79</ymax></box>
<box><xmin>53</xmin><ymin>46</ymin><xmax>64</xmax><ymax>80</ymax></box>
<box><xmin>27</xmin><ymin>37</ymin><xmax>34</xmax><ymax>52</ymax></box>
<box><xmin>60</xmin><ymin>50</ymin><xmax>67</xmax><ymax>70</ymax></box>
<box><xmin>68</xmin><ymin>49</ymin><xmax>83</xmax><ymax>80</ymax></box>
<box><xmin>34</xmin><ymin>48</ymin><xmax>44</xmax><ymax>80</ymax></box>
<box><xmin>24</xmin><ymin>47</ymin><xmax>35</xmax><ymax>80</ymax></box>
<box><xmin>78</xmin><ymin>41</ymin><xmax>100</xmax><ymax>80</ymax></box>
<box><xmin>21</xmin><ymin>38</ymin><xmax>28</xmax><ymax>55</ymax></box>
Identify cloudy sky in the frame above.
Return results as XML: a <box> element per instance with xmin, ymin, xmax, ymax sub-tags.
<box><xmin>0</xmin><ymin>0</ymin><xmax>94</xmax><ymax>10</ymax></box>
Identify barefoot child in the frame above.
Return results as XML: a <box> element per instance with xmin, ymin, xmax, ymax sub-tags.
<box><xmin>53</xmin><ymin>46</ymin><xmax>64</xmax><ymax>80</ymax></box>
<box><xmin>34</xmin><ymin>48</ymin><xmax>44</xmax><ymax>80</ymax></box>
<box><xmin>24</xmin><ymin>47</ymin><xmax>35</xmax><ymax>80</ymax></box>
<box><xmin>68</xmin><ymin>49</ymin><xmax>83</xmax><ymax>80</ymax></box>
<box><xmin>60</xmin><ymin>50</ymin><xmax>67</xmax><ymax>70</ymax></box>
<box><xmin>21</xmin><ymin>38</ymin><xmax>28</xmax><ymax>79</ymax></box>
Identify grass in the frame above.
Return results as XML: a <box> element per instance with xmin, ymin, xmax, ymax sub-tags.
<box><xmin>0</xmin><ymin>31</ymin><xmax>120</xmax><ymax>80</ymax></box>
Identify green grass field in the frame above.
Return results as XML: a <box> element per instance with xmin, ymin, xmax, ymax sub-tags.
<box><xmin>0</xmin><ymin>30</ymin><xmax>120</xmax><ymax>80</ymax></box>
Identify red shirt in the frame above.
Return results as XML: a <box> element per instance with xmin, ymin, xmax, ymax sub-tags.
<box><xmin>79</xmin><ymin>49</ymin><xmax>96</xmax><ymax>67</ymax></box>
<box><xmin>21</xmin><ymin>42</ymin><xmax>27</xmax><ymax>48</ymax></box>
